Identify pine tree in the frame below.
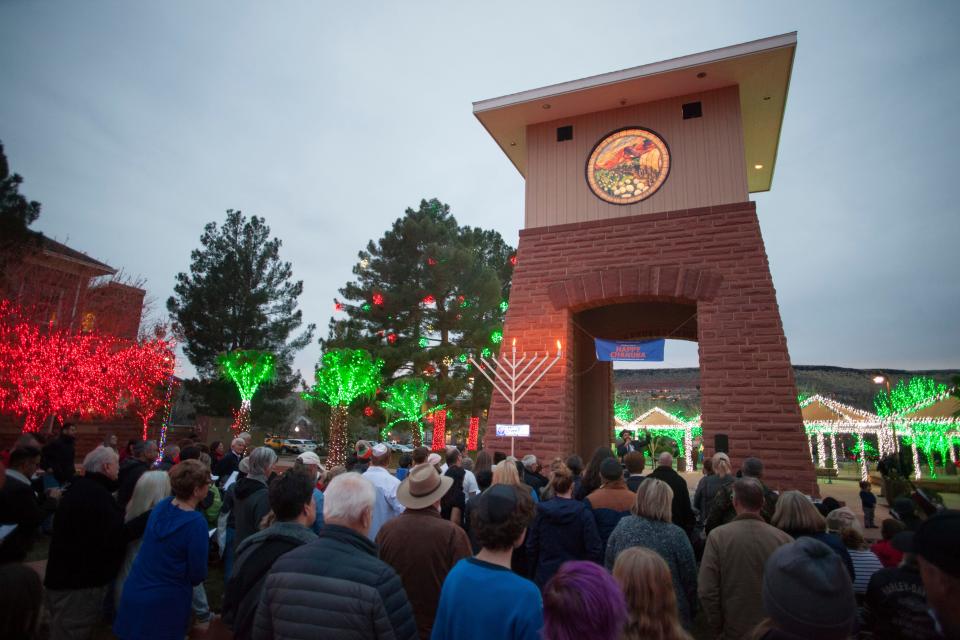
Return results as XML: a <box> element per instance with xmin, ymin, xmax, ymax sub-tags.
<box><xmin>0</xmin><ymin>141</ymin><xmax>42</xmax><ymax>274</ymax></box>
<box><xmin>168</xmin><ymin>210</ymin><xmax>315</xmax><ymax>429</ymax></box>
<box><xmin>324</xmin><ymin>199</ymin><xmax>513</xmax><ymax>444</ymax></box>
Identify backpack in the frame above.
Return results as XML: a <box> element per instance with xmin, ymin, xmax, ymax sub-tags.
<box><xmin>705</xmin><ymin>480</ymin><xmax>779</xmax><ymax>534</ymax></box>
<box><xmin>441</xmin><ymin>468</ymin><xmax>466</xmax><ymax>526</ymax></box>
<box><xmin>204</xmin><ymin>484</ymin><xmax>223</xmax><ymax>528</ymax></box>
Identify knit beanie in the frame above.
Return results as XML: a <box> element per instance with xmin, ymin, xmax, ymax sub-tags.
<box><xmin>762</xmin><ymin>537</ymin><xmax>856</xmax><ymax>640</ymax></box>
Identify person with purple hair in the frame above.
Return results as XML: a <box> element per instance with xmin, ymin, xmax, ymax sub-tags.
<box><xmin>541</xmin><ymin>561</ymin><xmax>627</xmax><ymax>640</ymax></box>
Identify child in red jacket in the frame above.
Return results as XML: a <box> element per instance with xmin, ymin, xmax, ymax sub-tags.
<box><xmin>870</xmin><ymin>518</ymin><xmax>905</xmax><ymax>567</ymax></box>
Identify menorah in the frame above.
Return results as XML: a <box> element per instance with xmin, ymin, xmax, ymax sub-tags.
<box><xmin>470</xmin><ymin>338</ymin><xmax>562</xmax><ymax>457</ymax></box>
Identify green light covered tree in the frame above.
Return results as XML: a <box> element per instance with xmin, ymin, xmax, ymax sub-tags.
<box><xmin>303</xmin><ymin>349</ymin><xmax>383</xmax><ymax>466</ymax></box>
<box><xmin>900</xmin><ymin>425</ymin><xmax>958</xmax><ymax>479</ymax></box>
<box><xmin>647</xmin><ymin>427</ymin><xmax>686</xmax><ymax>454</ymax></box>
<box><xmin>874</xmin><ymin>375</ymin><xmax>947</xmax><ymax>417</ymax></box>
<box><xmin>380</xmin><ymin>378</ymin><xmax>438</xmax><ymax>447</ymax></box>
<box><xmin>218</xmin><ymin>349</ymin><xmax>275</xmax><ymax>434</ymax></box>
<box><xmin>874</xmin><ymin>375</ymin><xmax>953</xmax><ymax>478</ymax></box>
<box><xmin>614</xmin><ymin>399</ymin><xmax>633</xmax><ymax>423</ymax></box>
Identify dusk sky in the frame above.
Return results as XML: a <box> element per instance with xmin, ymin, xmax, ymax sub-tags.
<box><xmin>1</xmin><ymin>1</ymin><xmax>958</xmax><ymax>381</ymax></box>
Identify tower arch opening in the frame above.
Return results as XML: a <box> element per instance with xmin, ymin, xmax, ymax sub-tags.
<box><xmin>572</xmin><ymin>299</ymin><xmax>697</xmax><ymax>458</ymax></box>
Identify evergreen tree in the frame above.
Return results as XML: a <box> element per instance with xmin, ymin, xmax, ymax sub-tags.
<box><xmin>0</xmin><ymin>141</ymin><xmax>42</xmax><ymax>273</ymax></box>
<box><xmin>324</xmin><ymin>199</ymin><xmax>513</xmax><ymax>443</ymax></box>
<box><xmin>168</xmin><ymin>210</ymin><xmax>315</xmax><ymax>429</ymax></box>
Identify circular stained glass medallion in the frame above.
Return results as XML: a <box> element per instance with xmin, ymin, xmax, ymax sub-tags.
<box><xmin>586</xmin><ymin>128</ymin><xmax>670</xmax><ymax>205</ymax></box>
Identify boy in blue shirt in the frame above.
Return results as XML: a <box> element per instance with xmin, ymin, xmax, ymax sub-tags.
<box><xmin>432</xmin><ymin>484</ymin><xmax>541</xmax><ymax>640</ymax></box>
<box><xmin>859</xmin><ymin>480</ymin><xmax>877</xmax><ymax>528</ymax></box>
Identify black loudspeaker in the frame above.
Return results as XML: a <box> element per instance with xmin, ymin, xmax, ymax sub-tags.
<box><xmin>682</xmin><ymin>101</ymin><xmax>703</xmax><ymax>119</ymax></box>
<box><xmin>714</xmin><ymin>434</ymin><xmax>729</xmax><ymax>454</ymax></box>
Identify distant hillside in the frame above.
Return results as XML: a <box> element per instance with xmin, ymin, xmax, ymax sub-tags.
<box><xmin>614</xmin><ymin>366</ymin><xmax>959</xmax><ymax>415</ymax></box>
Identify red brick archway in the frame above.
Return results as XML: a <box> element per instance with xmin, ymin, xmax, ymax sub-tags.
<box><xmin>487</xmin><ymin>201</ymin><xmax>816</xmax><ymax>494</ymax></box>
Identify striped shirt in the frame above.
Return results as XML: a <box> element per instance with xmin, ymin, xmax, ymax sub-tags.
<box><xmin>849</xmin><ymin>549</ymin><xmax>884</xmax><ymax>594</ymax></box>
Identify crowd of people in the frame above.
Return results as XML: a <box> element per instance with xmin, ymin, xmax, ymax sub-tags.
<box><xmin>0</xmin><ymin>423</ymin><xmax>957</xmax><ymax>640</ymax></box>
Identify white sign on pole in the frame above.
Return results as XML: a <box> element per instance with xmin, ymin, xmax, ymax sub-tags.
<box><xmin>496</xmin><ymin>424</ymin><xmax>530</xmax><ymax>437</ymax></box>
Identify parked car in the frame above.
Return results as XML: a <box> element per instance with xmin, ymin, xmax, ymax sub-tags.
<box><xmin>264</xmin><ymin>437</ymin><xmax>319</xmax><ymax>455</ymax></box>
<box><xmin>388</xmin><ymin>442</ymin><xmax>414</xmax><ymax>454</ymax></box>
<box><xmin>282</xmin><ymin>439</ymin><xmax>318</xmax><ymax>455</ymax></box>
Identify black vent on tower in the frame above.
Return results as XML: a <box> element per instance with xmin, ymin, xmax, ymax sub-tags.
<box><xmin>556</xmin><ymin>125</ymin><xmax>573</xmax><ymax>142</ymax></box>
<box><xmin>682</xmin><ymin>101</ymin><xmax>702</xmax><ymax>119</ymax></box>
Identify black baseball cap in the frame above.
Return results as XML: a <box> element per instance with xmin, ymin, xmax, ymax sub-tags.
<box><xmin>893</xmin><ymin>510</ymin><xmax>960</xmax><ymax>578</ymax></box>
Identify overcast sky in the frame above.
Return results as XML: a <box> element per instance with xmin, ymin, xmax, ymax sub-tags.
<box><xmin>1</xmin><ymin>1</ymin><xmax>958</xmax><ymax>381</ymax></box>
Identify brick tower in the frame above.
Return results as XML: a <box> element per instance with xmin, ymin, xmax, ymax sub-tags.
<box><xmin>473</xmin><ymin>33</ymin><xmax>816</xmax><ymax>493</ymax></box>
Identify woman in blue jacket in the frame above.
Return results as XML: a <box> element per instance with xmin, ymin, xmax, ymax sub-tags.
<box><xmin>114</xmin><ymin>459</ymin><xmax>211</xmax><ymax>640</ymax></box>
<box><xmin>526</xmin><ymin>466</ymin><xmax>603</xmax><ymax>589</ymax></box>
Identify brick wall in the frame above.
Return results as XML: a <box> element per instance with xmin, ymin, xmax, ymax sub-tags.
<box><xmin>84</xmin><ymin>281</ymin><xmax>146</xmax><ymax>341</ymax></box>
<box><xmin>0</xmin><ymin>260</ymin><xmax>93</xmax><ymax>333</ymax></box>
<box><xmin>487</xmin><ymin>201</ymin><xmax>817</xmax><ymax>494</ymax></box>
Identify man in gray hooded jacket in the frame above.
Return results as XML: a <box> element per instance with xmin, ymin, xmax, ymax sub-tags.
<box><xmin>223</xmin><ymin>467</ymin><xmax>318</xmax><ymax>639</ymax></box>
<box><xmin>232</xmin><ymin>447</ymin><xmax>277</xmax><ymax>550</ymax></box>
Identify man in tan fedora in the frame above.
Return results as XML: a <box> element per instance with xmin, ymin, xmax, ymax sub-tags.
<box><xmin>377</xmin><ymin>463</ymin><xmax>472</xmax><ymax>640</ymax></box>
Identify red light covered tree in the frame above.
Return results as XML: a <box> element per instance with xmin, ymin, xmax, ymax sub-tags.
<box><xmin>113</xmin><ymin>337</ymin><xmax>176</xmax><ymax>440</ymax></box>
<box><xmin>0</xmin><ymin>300</ymin><xmax>174</xmax><ymax>433</ymax></box>
<box><xmin>467</xmin><ymin>416</ymin><xmax>480</xmax><ymax>451</ymax></box>
<box><xmin>430</xmin><ymin>408</ymin><xmax>447</xmax><ymax>451</ymax></box>
<box><xmin>0</xmin><ymin>303</ymin><xmax>112</xmax><ymax>432</ymax></box>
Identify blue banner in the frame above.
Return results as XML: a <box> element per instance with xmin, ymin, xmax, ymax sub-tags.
<box><xmin>594</xmin><ymin>338</ymin><xmax>665</xmax><ymax>362</ymax></box>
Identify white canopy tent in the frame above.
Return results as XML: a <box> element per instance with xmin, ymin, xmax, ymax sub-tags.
<box><xmin>802</xmin><ymin>392</ymin><xmax>960</xmax><ymax>481</ymax></box>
